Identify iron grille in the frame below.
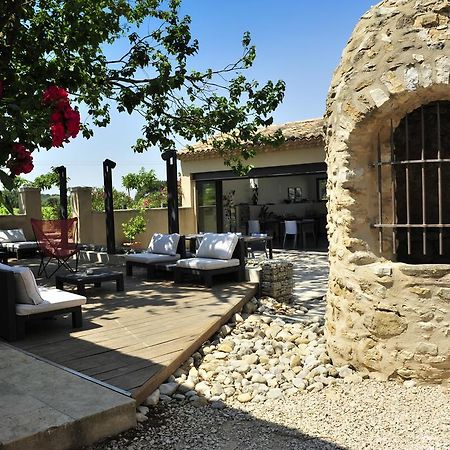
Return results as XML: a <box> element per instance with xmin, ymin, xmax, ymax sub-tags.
<box><xmin>372</xmin><ymin>101</ymin><xmax>450</xmax><ymax>263</ymax></box>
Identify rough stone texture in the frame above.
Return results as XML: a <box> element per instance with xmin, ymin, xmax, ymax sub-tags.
<box><xmin>325</xmin><ymin>0</ymin><xmax>450</xmax><ymax>382</ymax></box>
<box><xmin>257</xmin><ymin>260</ymin><xmax>294</xmax><ymax>302</ymax></box>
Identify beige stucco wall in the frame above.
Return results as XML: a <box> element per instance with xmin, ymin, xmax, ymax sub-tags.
<box><xmin>88</xmin><ymin>207</ymin><xmax>196</xmax><ymax>246</ymax></box>
<box><xmin>325</xmin><ymin>0</ymin><xmax>450</xmax><ymax>382</ymax></box>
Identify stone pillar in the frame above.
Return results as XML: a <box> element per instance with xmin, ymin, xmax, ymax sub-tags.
<box><xmin>18</xmin><ymin>187</ymin><xmax>41</xmax><ymax>239</ymax></box>
<box><xmin>71</xmin><ymin>187</ymin><xmax>93</xmax><ymax>244</ymax></box>
<box><xmin>18</xmin><ymin>187</ymin><xmax>41</xmax><ymax>219</ymax></box>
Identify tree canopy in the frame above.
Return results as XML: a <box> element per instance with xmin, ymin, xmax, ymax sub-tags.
<box><xmin>122</xmin><ymin>167</ymin><xmax>164</xmax><ymax>199</ymax></box>
<box><xmin>1</xmin><ymin>0</ymin><xmax>285</xmax><ymax>190</ymax></box>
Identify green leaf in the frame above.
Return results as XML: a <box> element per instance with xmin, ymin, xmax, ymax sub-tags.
<box><xmin>0</xmin><ymin>170</ymin><xmax>15</xmax><ymax>191</ymax></box>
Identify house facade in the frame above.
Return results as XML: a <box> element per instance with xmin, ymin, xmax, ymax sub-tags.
<box><xmin>178</xmin><ymin>118</ymin><xmax>327</xmax><ymax>245</ymax></box>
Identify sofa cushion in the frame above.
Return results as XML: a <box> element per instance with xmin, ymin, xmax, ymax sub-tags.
<box><xmin>125</xmin><ymin>252</ymin><xmax>180</xmax><ymax>264</ymax></box>
<box><xmin>176</xmin><ymin>257</ymin><xmax>240</xmax><ymax>271</ymax></box>
<box><xmin>0</xmin><ymin>228</ymin><xmax>26</xmax><ymax>243</ymax></box>
<box><xmin>148</xmin><ymin>233</ymin><xmax>180</xmax><ymax>256</ymax></box>
<box><xmin>5</xmin><ymin>241</ymin><xmax>38</xmax><ymax>251</ymax></box>
<box><xmin>196</xmin><ymin>233</ymin><xmax>239</xmax><ymax>260</ymax></box>
<box><xmin>0</xmin><ymin>263</ymin><xmax>43</xmax><ymax>305</ymax></box>
<box><xmin>16</xmin><ymin>287</ymin><xmax>86</xmax><ymax>316</ymax></box>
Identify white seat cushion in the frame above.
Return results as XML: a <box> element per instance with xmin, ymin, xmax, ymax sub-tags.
<box><xmin>196</xmin><ymin>233</ymin><xmax>239</xmax><ymax>260</ymax></box>
<box><xmin>148</xmin><ymin>233</ymin><xmax>180</xmax><ymax>256</ymax></box>
<box><xmin>0</xmin><ymin>228</ymin><xmax>26</xmax><ymax>243</ymax></box>
<box><xmin>5</xmin><ymin>241</ymin><xmax>38</xmax><ymax>250</ymax></box>
<box><xmin>125</xmin><ymin>252</ymin><xmax>180</xmax><ymax>264</ymax></box>
<box><xmin>0</xmin><ymin>263</ymin><xmax>43</xmax><ymax>305</ymax></box>
<box><xmin>16</xmin><ymin>287</ymin><xmax>86</xmax><ymax>316</ymax></box>
<box><xmin>176</xmin><ymin>258</ymin><xmax>240</xmax><ymax>271</ymax></box>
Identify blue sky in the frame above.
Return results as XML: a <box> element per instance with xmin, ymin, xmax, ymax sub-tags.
<box><xmin>28</xmin><ymin>0</ymin><xmax>375</xmax><ymax>191</ymax></box>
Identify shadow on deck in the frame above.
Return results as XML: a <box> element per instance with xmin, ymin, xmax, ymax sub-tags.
<box><xmin>12</xmin><ymin>262</ymin><xmax>257</xmax><ymax>404</ymax></box>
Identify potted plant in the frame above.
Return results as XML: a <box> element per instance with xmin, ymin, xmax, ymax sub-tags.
<box><xmin>122</xmin><ymin>214</ymin><xmax>146</xmax><ymax>249</ymax></box>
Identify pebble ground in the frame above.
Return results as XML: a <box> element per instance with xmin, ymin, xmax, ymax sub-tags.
<box><xmin>85</xmin><ymin>251</ymin><xmax>450</xmax><ymax>450</ymax></box>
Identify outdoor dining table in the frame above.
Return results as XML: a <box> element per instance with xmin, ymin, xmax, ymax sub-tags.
<box><xmin>184</xmin><ymin>233</ymin><xmax>273</xmax><ymax>259</ymax></box>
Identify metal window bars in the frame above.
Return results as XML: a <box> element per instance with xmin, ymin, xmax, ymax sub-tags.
<box><xmin>371</xmin><ymin>102</ymin><xmax>450</xmax><ymax>260</ymax></box>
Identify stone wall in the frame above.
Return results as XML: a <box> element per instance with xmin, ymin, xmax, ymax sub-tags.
<box><xmin>325</xmin><ymin>0</ymin><xmax>450</xmax><ymax>381</ymax></box>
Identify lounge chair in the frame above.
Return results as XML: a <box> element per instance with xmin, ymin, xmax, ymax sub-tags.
<box><xmin>0</xmin><ymin>263</ymin><xmax>86</xmax><ymax>341</ymax></box>
<box><xmin>125</xmin><ymin>233</ymin><xmax>185</xmax><ymax>279</ymax></box>
<box><xmin>174</xmin><ymin>233</ymin><xmax>245</xmax><ymax>287</ymax></box>
<box><xmin>31</xmin><ymin>218</ymin><xmax>80</xmax><ymax>277</ymax></box>
<box><xmin>0</xmin><ymin>228</ymin><xmax>39</xmax><ymax>259</ymax></box>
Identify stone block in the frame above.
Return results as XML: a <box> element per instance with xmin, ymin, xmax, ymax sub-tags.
<box><xmin>364</xmin><ymin>310</ymin><xmax>408</xmax><ymax>338</ymax></box>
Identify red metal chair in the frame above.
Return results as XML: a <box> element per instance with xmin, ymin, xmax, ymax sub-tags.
<box><xmin>31</xmin><ymin>218</ymin><xmax>80</xmax><ymax>277</ymax></box>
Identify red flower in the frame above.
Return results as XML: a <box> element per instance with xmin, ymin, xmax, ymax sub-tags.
<box><xmin>42</xmin><ymin>85</ymin><xmax>69</xmax><ymax>107</ymax></box>
<box><xmin>64</xmin><ymin>107</ymin><xmax>80</xmax><ymax>138</ymax></box>
<box><xmin>51</xmin><ymin>122</ymin><xmax>66</xmax><ymax>147</ymax></box>
<box><xmin>7</xmin><ymin>143</ymin><xmax>34</xmax><ymax>176</ymax></box>
<box><xmin>44</xmin><ymin>85</ymin><xmax>81</xmax><ymax>147</ymax></box>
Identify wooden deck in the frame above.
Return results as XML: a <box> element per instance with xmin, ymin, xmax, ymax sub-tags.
<box><xmin>13</xmin><ymin>270</ymin><xmax>257</xmax><ymax>404</ymax></box>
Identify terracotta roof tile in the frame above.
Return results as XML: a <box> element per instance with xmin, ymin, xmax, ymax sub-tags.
<box><xmin>178</xmin><ymin>118</ymin><xmax>324</xmax><ymax>160</ymax></box>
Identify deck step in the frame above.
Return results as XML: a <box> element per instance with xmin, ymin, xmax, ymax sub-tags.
<box><xmin>0</xmin><ymin>343</ymin><xmax>136</xmax><ymax>450</ymax></box>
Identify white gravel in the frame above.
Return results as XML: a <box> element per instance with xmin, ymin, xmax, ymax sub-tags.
<box><xmin>87</xmin><ymin>379</ymin><xmax>450</xmax><ymax>450</ymax></box>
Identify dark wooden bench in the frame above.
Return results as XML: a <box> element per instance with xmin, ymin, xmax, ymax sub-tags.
<box><xmin>126</xmin><ymin>237</ymin><xmax>186</xmax><ymax>279</ymax></box>
<box><xmin>174</xmin><ymin>238</ymin><xmax>246</xmax><ymax>287</ymax></box>
<box><xmin>0</xmin><ymin>269</ymin><xmax>84</xmax><ymax>342</ymax></box>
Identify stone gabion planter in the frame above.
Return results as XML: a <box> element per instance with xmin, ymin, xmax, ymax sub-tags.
<box><xmin>259</xmin><ymin>260</ymin><xmax>294</xmax><ymax>303</ymax></box>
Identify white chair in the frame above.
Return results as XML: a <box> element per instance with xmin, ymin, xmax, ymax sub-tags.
<box><xmin>125</xmin><ymin>233</ymin><xmax>184</xmax><ymax>279</ymax></box>
<box><xmin>174</xmin><ymin>233</ymin><xmax>245</xmax><ymax>287</ymax></box>
<box><xmin>0</xmin><ymin>263</ymin><xmax>86</xmax><ymax>341</ymax></box>
<box><xmin>283</xmin><ymin>220</ymin><xmax>298</xmax><ymax>249</ymax></box>
<box><xmin>248</xmin><ymin>220</ymin><xmax>260</xmax><ymax>235</ymax></box>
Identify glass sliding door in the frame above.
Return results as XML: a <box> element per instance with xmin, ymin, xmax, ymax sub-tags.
<box><xmin>196</xmin><ymin>180</ymin><xmax>223</xmax><ymax>232</ymax></box>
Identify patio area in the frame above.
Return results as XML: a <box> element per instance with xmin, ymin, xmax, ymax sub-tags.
<box><xmin>10</xmin><ymin>259</ymin><xmax>257</xmax><ymax>404</ymax></box>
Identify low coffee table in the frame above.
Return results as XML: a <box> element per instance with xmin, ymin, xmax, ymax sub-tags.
<box><xmin>55</xmin><ymin>268</ymin><xmax>124</xmax><ymax>297</ymax></box>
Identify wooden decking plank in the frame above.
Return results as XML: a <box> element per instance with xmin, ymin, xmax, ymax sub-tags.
<box><xmin>132</xmin><ymin>284</ymin><xmax>257</xmax><ymax>403</ymax></box>
<box><xmin>12</xmin><ymin>266</ymin><xmax>257</xmax><ymax>403</ymax></box>
<box><xmin>18</xmin><ymin>291</ymin><xmax>239</xmax><ymax>350</ymax></box>
<box><xmin>38</xmin><ymin>315</ymin><xmax>221</xmax><ymax>362</ymax></box>
<box><xmin>66</xmin><ymin>333</ymin><xmax>198</xmax><ymax>373</ymax></box>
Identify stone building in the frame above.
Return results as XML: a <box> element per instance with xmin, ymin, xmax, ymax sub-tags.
<box><xmin>325</xmin><ymin>0</ymin><xmax>450</xmax><ymax>381</ymax></box>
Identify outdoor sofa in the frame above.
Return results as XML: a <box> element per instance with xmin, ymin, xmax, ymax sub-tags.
<box><xmin>174</xmin><ymin>233</ymin><xmax>246</xmax><ymax>287</ymax></box>
<box><xmin>0</xmin><ymin>263</ymin><xmax>86</xmax><ymax>341</ymax></box>
<box><xmin>125</xmin><ymin>233</ymin><xmax>186</xmax><ymax>279</ymax></box>
<box><xmin>0</xmin><ymin>228</ymin><xmax>39</xmax><ymax>260</ymax></box>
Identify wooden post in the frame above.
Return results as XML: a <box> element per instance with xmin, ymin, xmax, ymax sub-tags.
<box><xmin>162</xmin><ymin>150</ymin><xmax>179</xmax><ymax>233</ymax></box>
<box><xmin>55</xmin><ymin>166</ymin><xmax>68</xmax><ymax>219</ymax></box>
<box><xmin>103</xmin><ymin>159</ymin><xmax>116</xmax><ymax>254</ymax></box>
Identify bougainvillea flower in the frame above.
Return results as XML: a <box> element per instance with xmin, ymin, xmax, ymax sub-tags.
<box><xmin>51</xmin><ymin>122</ymin><xmax>66</xmax><ymax>147</ymax></box>
<box><xmin>43</xmin><ymin>85</ymin><xmax>81</xmax><ymax>147</ymax></box>
<box><xmin>7</xmin><ymin>143</ymin><xmax>34</xmax><ymax>175</ymax></box>
<box><xmin>42</xmin><ymin>85</ymin><xmax>69</xmax><ymax>107</ymax></box>
<box><xmin>64</xmin><ymin>107</ymin><xmax>81</xmax><ymax>138</ymax></box>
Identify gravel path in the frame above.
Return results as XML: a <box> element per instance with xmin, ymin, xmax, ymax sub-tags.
<box><xmin>85</xmin><ymin>251</ymin><xmax>450</xmax><ymax>450</ymax></box>
<box><xmin>88</xmin><ymin>380</ymin><xmax>450</xmax><ymax>450</ymax></box>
